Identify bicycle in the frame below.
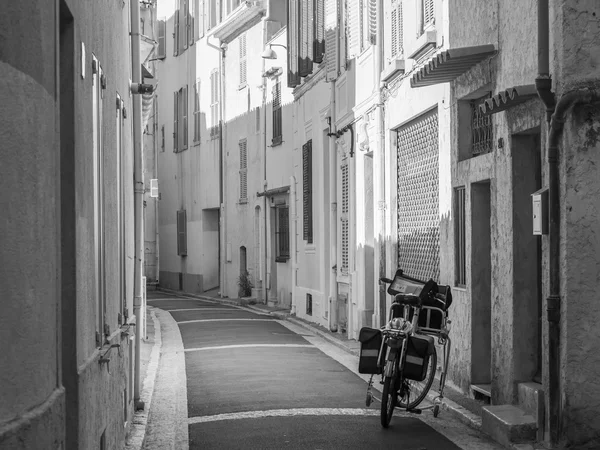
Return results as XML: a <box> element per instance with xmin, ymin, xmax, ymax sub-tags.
<box><xmin>358</xmin><ymin>269</ymin><xmax>452</xmax><ymax>428</ymax></box>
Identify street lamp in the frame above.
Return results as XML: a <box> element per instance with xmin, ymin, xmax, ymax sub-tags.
<box><xmin>261</xmin><ymin>43</ymin><xmax>287</xmax><ymax>60</ymax></box>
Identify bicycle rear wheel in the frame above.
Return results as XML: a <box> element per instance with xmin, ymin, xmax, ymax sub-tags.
<box><xmin>397</xmin><ymin>346</ymin><xmax>437</xmax><ymax>410</ymax></box>
<box><xmin>380</xmin><ymin>374</ymin><xmax>396</xmax><ymax>428</ymax></box>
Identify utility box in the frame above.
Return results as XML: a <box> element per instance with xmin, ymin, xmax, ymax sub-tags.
<box><xmin>531</xmin><ymin>188</ymin><xmax>549</xmax><ymax>235</ymax></box>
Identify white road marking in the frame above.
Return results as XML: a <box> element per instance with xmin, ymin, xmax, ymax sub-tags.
<box><xmin>177</xmin><ymin>318</ymin><xmax>273</xmax><ymax>324</ymax></box>
<box><xmin>167</xmin><ymin>308</ymin><xmax>237</xmax><ymax>312</ymax></box>
<box><xmin>188</xmin><ymin>408</ymin><xmax>380</xmax><ymax>424</ymax></box>
<box><xmin>184</xmin><ymin>344</ymin><xmax>314</xmax><ymax>352</ymax></box>
<box><xmin>148</xmin><ymin>298</ymin><xmax>214</xmax><ymax>302</ymax></box>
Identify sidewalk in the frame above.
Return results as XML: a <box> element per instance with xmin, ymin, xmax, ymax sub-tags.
<box><xmin>156</xmin><ymin>288</ymin><xmax>483</xmax><ymax>432</ymax></box>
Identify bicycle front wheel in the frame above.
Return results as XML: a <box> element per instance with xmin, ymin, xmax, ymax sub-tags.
<box><xmin>397</xmin><ymin>345</ymin><xmax>437</xmax><ymax>410</ymax></box>
<box><xmin>380</xmin><ymin>374</ymin><xmax>396</xmax><ymax>428</ymax></box>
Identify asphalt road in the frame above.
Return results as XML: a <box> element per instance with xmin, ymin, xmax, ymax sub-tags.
<box><xmin>147</xmin><ymin>292</ymin><xmax>503</xmax><ymax>450</ymax></box>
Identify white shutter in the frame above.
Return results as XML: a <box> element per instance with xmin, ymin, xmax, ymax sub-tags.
<box><xmin>150</xmin><ymin>179</ymin><xmax>159</xmax><ymax>198</ymax></box>
<box><xmin>173</xmin><ymin>0</ymin><xmax>180</xmax><ymax>56</ymax></box>
<box><xmin>188</xmin><ymin>0</ymin><xmax>195</xmax><ymax>45</ymax></box>
<box><xmin>157</xmin><ymin>18</ymin><xmax>166</xmax><ymax>58</ymax></box>
<box><xmin>173</xmin><ymin>90</ymin><xmax>178</xmax><ymax>151</ymax></box>
<box><xmin>182</xmin><ymin>0</ymin><xmax>189</xmax><ymax>50</ymax></box>
<box><xmin>424</xmin><ymin>0</ymin><xmax>434</xmax><ymax>27</ymax></box>
<box><xmin>239</xmin><ymin>33</ymin><xmax>247</xmax><ymax>86</ymax></box>
<box><xmin>368</xmin><ymin>0</ymin><xmax>376</xmax><ymax>45</ymax></box>
<box><xmin>239</xmin><ymin>139</ymin><xmax>247</xmax><ymax>200</ymax></box>
<box><xmin>341</xmin><ymin>161</ymin><xmax>349</xmax><ymax>274</ymax></box>
<box><xmin>197</xmin><ymin>0</ymin><xmax>205</xmax><ymax>38</ymax></box>
<box><xmin>182</xmin><ymin>85</ymin><xmax>188</xmax><ymax>150</ymax></box>
<box><xmin>324</xmin><ymin>0</ymin><xmax>338</xmax><ymax>81</ymax></box>
<box><xmin>346</xmin><ymin>0</ymin><xmax>360</xmax><ymax>59</ymax></box>
<box><xmin>391</xmin><ymin>1</ymin><xmax>403</xmax><ymax>58</ymax></box>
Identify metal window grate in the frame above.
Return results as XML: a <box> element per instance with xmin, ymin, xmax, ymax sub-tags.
<box><xmin>454</xmin><ymin>187</ymin><xmax>466</xmax><ymax>286</ymax></box>
<box><xmin>396</xmin><ymin>109</ymin><xmax>440</xmax><ymax>282</ymax></box>
<box><xmin>471</xmin><ymin>96</ymin><xmax>493</xmax><ymax>156</ymax></box>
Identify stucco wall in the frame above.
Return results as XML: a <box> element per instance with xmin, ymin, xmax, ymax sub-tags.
<box><xmin>0</xmin><ymin>1</ymin><xmax>64</xmax><ymax>445</ymax></box>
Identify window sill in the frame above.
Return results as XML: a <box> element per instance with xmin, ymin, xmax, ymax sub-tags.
<box><xmin>304</xmin><ymin>244</ymin><xmax>316</xmax><ymax>254</ymax></box>
<box><xmin>408</xmin><ymin>29</ymin><xmax>437</xmax><ymax>61</ymax></box>
<box><xmin>238</xmin><ymin>83</ymin><xmax>247</xmax><ymax>91</ymax></box>
<box><xmin>271</xmin><ymin>136</ymin><xmax>282</xmax><ymax>147</ymax></box>
<box><xmin>238</xmin><ymin>198</ymin><xmax>248</xmax><ymax>205</ymax></box>
<box><xmin>275</xmin><ymin>257</ymin><xmax>290</xmax><ymax>263</ymax></box>
<box><xmin>381</xmin><ymin>58</ymin><xmax>406</xmax><ymax>83</ymax></box>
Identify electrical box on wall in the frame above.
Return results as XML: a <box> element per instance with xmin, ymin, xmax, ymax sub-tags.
<box><xmin>532</xmin><ymin>188</ymin><xmax>549</xmax><ymax>235</ymax></box>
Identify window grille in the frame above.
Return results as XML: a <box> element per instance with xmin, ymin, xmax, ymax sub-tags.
<box><xmin>341</xmin><ymin>161</ymin><xmax>349</xmax><ymax>274</ymax></box>
<box><xmin>302</xmin><ymin>140</ymin><xmax>313</xmax><ymax>243</ymax></box>
<box><xmin>471</xmin><ymin>96</ymin><xmax>493</xmax><ymax>156</ymax></box>
<box><xmin>396</xmin><ymin>109</ymin><xmax>440</xmax><ymax>282</ymax></box>
<box><xmin>390</xmin><ymin>0</ymin><xmax>403</xmax><ymax>58</ymax></box>
<box><xmin>272</xmin><ymin>81</ymin><xmax>282</xmax><ymax>145</ymax></box>
<box><xmin>454</xmin><ymin>187</ymin><xmax>466</xmax><ymax>287</ymax></box>
<box><xmin>239</xmin><ymin>33</ymin><xmax>247</xmax><ymax>87</ymax></box>
<box><xmin>276</xmin><ymin>206</ymin><xmax>290</xmax><ymax>261</ymax></box>
<box><xmin>239</xmin><ymin>139</ymin><xmax>247</xmax><ymax>201</ymax></box>
<box><xmin>193</xmin><ymin>80</ymin><xmax>201</xmax><ymax>142</ymax></box>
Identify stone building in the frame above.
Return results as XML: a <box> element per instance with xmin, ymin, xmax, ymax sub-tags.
<box><xmin>1</xmin><ymin>1</ymin><xmax>148</xmax><ymax>448</ymax></box>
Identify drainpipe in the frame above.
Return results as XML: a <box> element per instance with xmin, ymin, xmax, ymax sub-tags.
<box><xmin>290</xmin><ymin>175</ymin><xmax>297</xmax><ymax>310</ymax></box>
<box><xmin>262</xmin><ymin>22</ymin><xmax>269</xmax><ymax>305</ymax></box>
<box><xmin>219</xmin><ymin>44</ymin><xmax>226</xmax><ymax>297</ymax></box>
<box><xmin>328</xmin><ymin>83</ymin><xmax>338</xmax><ymax>332</ymax></box>
<box><xmin>535</xmin><ymin>0</ymin><xmax>555</xmax><ymax>122</ymax></box>
<box><xmin>130</xmin><ymin>0</ymin><xmax>145</xmax><ymax>410</ymax></box>
<box><xmin>546</xmin><ymin>87</ymin><xmax>600</xmax><ymax>446</ymax></box>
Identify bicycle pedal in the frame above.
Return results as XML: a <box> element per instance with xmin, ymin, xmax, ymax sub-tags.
<box><xmin>406</xmin><ymin>408</ymin><xmax>422</xmax><ymax>415</ymax></box>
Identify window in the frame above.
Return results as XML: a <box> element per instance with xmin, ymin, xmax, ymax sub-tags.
<box><xmin>116</xmin><ymin>93</ymin><xmax>126</xmax><ymax>323</ymax></box>
<box><xmin>306</xmin><ymin>293</ymin><xmax>313</xmax><ymax>315</ymax></box>
<box><xmin>455</xmin><ymin>187</ymin><xmax>466</xmax><ymax>287</ymax></box>
<box><xmin>173</xmin><ymin>0</ymin><xmax>180</xmax><ymax>56</ymax></box>
<box><xmin>390</xmin><ymin>0</ymin><xmax>403</xmax><ymax>59</ymax></box>
<box><xmin>419</xmin><ymin>0</ymin><xmax>434</xmax><ymax>34</ymax></box>
<box><xmin>227</xmin><ymin>0</ymin><xmax>242</xmax><ymax>16</ymax></box>
<box><xmin>272</xmin><ymin>80</ymin><xmax>282</xmax><ymax>145</ymax></box>
<box><xmin>187</xmin><ymin>0</ymin><xmax>194</xmax><ymax>46</ymax></box>
<box><xmin>210</xmin><ymin>70</ymin><xmax>220</xmax><ymax>138</ymax></box>
<box><xmin>208</xmin><ymin>0</ymin><xmax>219</xmax><ymax>30</ymax></box>
<box><xmin>92</xmin><ymin>55</ymin><xmax>106</xmax><ymax>345</ymax></box>
<box><xmin>173</xmin><ymin>86</ymin><xmax>188</xmax><ymax>152</ymax></box>
<box><xmin>302</xmin><ymin>140</ymin><xmax>313</xmax><ymax>244</ymax></box>
<box><xmin>313</xmin><ymin>0</ymin><xmax>325</xmax><ymax>63</ymax></box>
<box><xmin>471</xmin><ymin>95</ymin><xmax>493</xmax><ymax>156</ymax></box>
<box><xmin>157</xmin><ymin>18</ymin><xmax>166</xmax><ymax>59</ymax></box>
<box><xmin>239</xmin><ymin>139</ymin><xmax>248</xmax><ymax>201</ymax></box>
<box><xmin>177</xmin><ymin>209</ymin><xmax>187</xmax><ymax>256</ymax></box>
<box><xmin>340</xmin><ymin>160</ymin><xmax>349</xmax><ymax>274</ymax></box>
<box><xmin>239</xmin><ymin>33</ymin><xmax>247</xmax><ymax>88</ymax></box>
<box><xmin>255</xmin><ymin>107</ymin><xmax>261</xmax><ymax>134</ymax></box>
<box><xmin>193</xmin><ymin>80</ymin><xmax>201</xmax><ymax>143</ymax></box>
<box><xmin>276</xmin><ymin>206</ymin><xmax>290</xmax><ymax>261</ymax></box>
<box><xmin>161</xmin><ymin>124</ymin><xmax>165</xmax><ymax>151</ymax></box>
<box><xmin>197</xmin><ymin>0</ymin><xmax>205</xmax><ymax>39</ymax></box>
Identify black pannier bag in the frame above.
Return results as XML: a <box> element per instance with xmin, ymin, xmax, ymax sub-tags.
<box><xmin>392</xmin><ymin>282</ymin><xmax>452</xmax><ymax>332</ymax></box>
<box><xmin>358</xmin><ymin>327</ymin><xmax>383</xmax><ymax>374</ymax></box>
<box><xmin>403</xmin><ymin>333</ymin><xmax>435</xmax><ymax>381</ymax></box>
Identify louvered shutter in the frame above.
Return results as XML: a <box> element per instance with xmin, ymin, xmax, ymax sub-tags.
<box><xmin>157</xmin><ymin>18</ymin><xmax>166</xmax><ymax>58</ymax></box>
<box><xmin>302</xmin><ymin>140</ymin><xmax>313</xmax><ymax>243</ymax></box>
<box><xmin>239</xmin><ymin>34</ymin><xmax>247</xmax><ymax>86</ymax></box>
<box><xmin>183</xmin><ymin>0</ymin><xmax>189</xmax><ymax>50</ymax></box>
<box><xmin>341</xmin><ymin>161</ymin><xmax>349</xmax><ymax>274</ymax></box>
<box><xmin>173</xmin><ymin>90</ymin><xmax>178</xmax><ymax>151</ymax></box>
<box><xmin>177</xmin><ymin>210</ymin><xmax>187</xmax><ymax>256</ymax></box>
<box><xmin>239</xmin><ymin>139</ymin><xmax>247</xmax><ymax>200</ymax></box>
<box><xmin>391</xmin><ymin>0</ymin><xmax>403</xmax><ymax>58</ymax></box>
<box><xmin>197</xmin><ymin>0</ymin><xmax>205</xmax><ymax>38</ymax></box>
<box><xmin>188</xmin><ymin>0</ymin><xmax>195</xmax><ymax>45</ymax></box>
<box><xmin>314</xmin><ymin>0</ymin><xmax>325</xmax><ymax>63</ymax></box>
<box><xmin>346</xmin><ymin>0</ymin><xmax>360</xmax><ymax>59</ymax></box>
<box><xmin>324</xmin><ymin>0</ymin><xmax>338</xmax><ymax>81</ymax></box>
<box><xmin>182</xmin><ymin>85</ymin><xmax>188</xmax><ymax>150</ymax></box>
<box><xmin>287</xmin><ymin>0</ymin><xmax>300</xmax><ymax>87</ymax></box>
<box><xmin>368</xmin><ymin>0</ymin><xmax>376</xmax><ymax>44</ymax></box>
<box><xmin>298</xmin><ymin>0</ymin><xmax>314</xmax><ymax>77</ymax></box>
<box><xmin>173</xmin><ymin>0</ymin><xmax>180</xmax><ymax>56</ymax></box>
<box><xmin>424</xmin><ymin>0</ymin><xmax>434</xmax><ymax>27</ymax></box>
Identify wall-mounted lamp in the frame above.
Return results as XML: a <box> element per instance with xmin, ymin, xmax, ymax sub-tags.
<box><xmin>261</xmin><ymin>43</ymin><xmax>288</xmax><ymax>60</ymax></box>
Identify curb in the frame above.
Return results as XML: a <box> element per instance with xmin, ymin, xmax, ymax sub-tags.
<box><xmin>154</xmin><ymin>288</ymin><xmax>483</xmax><ymax>434</ymax></box>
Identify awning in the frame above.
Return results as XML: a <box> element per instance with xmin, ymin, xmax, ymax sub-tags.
<box><xmin>257</xmin><ymin>186</ymin><xmax>290</xmax><ymax>197</ymax></box>
<box><xmin>479</xmin><ymin>85</ymin><xmax>539</xmax><ymax>115</ymax></box>
<box><xmin>410</xmin><ymin>45</ymin><xmax>496</xmax><ymax>88</ymax></box>
<box><xmin>208</xmin><ymin>1</ymin><xmax>266</xmax><ymax>44</ymax></box>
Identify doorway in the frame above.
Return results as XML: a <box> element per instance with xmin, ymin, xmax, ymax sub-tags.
<box><xmin>471</xmin><ymin>181</ymin><xmax>492</xmax><ymax>396</ymax></box>
<box><xmin>202</xmin><ymin>209</ymin><xmax>220</xmax><ymax>291</ymax></box>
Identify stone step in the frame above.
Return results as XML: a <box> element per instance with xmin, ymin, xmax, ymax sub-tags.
<box><xmin>482</xmin><ymin>404</ymin><xmax>537</xmax><ymax>448</ymax></box>
<box><xmin>518</xmin><ymin>382</ymin><xmax>544</xmax><ymax>442</ymax></box>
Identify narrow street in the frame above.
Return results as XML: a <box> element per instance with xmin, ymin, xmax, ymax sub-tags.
<box><xmin>143</xmin><ymin>291</ymin><xmax>504</xmax><ymax>450</ymax></box>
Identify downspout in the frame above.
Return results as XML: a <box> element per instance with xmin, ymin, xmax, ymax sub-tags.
<box><xmin>290</xmin><ymin>175</ymin><xmax>297</xmax><ymax>310</ymax></box>
<box><xmin>546</xmin><ymin>87</ymin><xmax>600</xmax><ymax>445</ymax></box>
<box><xmin>219</xmin><ymin>44</ymin><xmax>226</xmax><ymax>297</ymax></box>
<box><xmin>130</xmin><ymin>0</ymin><xmax>145</xmax><ymax>409</ymax></box>
<box><xmin>535</xmin><ymin>0</ymin><xmax>555</xmax><ymax>122</ymax></box>
<box><xmin>262</xmin><ymin>21</ymin><xmax>269</xmax><ymax>305</ymax></box>
<box><xmin>328</xmin><ymin>82</ymin><xmax>338</xmax><ymax>332</ymax></box>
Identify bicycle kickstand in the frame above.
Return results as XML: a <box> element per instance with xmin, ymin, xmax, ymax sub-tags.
<box><xmin>365</xmin><ymin>375</ymin><xmax>374</xmax><ymax>407</ymax></box>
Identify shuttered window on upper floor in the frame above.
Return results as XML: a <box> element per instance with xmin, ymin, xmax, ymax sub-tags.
<box><xmin>157</xmin><ymin>18</ymin><xmax>166</xmax><ymax>59</ymax></box>
<box><xmin>173</xmin><ymin>0</ymin><xmax>180</xmax><ymax>56</ymax></box>
<box><xmin>314</xmin><ymin>0</ymin><xmax>325</xmax><ymax>63</ymax></box>
<box><xmin>197</xmin><ymin>0</ymin><xmax>205</xmax><ymax>39</ymax></box>
<box><xmin>239</xmin><ymin>33</ymin><xmax>247</xmax><ymax>87</ymax></box>
<box><xmin>193</xmin><ymin>79</ymin><xmax>201</xmax><ymax>142</ymax></box>
<box><xmin>390</xmin><ymin>0</ymin><xmax>403</xmax><ymax>59</ymax></box>
<box><xmin>302</xmin><ymin>140</ymin><xmax>313</xmax><ymax>244</ymax></box>
<box><xmin>210</xmin><ymin>70</ymin><xmax>220</xmax><ymax>138</ymax></box>
<box><xmin>239</xmin><ymin>139</ymin><xmax>248</xmax><ymax>202</ymax></box>
<box><xmin>419</xmin><ymin>0</ymin><xmax>435</xmax><ymax>34</ymax></box>
<box><xmin>272</xmin><ymin>80</ymin><xmax>282</xmax><ymax>145</ymax></box>
<box><xmin>340</xmin><ymin>160</ymin><xmax>349</xmax><ymax>274</ymax></box>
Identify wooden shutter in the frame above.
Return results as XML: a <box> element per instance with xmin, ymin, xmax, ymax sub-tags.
<box><xmin>174</xmin><ymin>0</ymin><xmax>180</xmax><ymax>56</ymax></box>
<box><xmin>182</xmin><ymin>85</ymin><xmax>188</xmax><ymax>150</ymax></box>
<box><xmin>391</xmin><ymin>0</ymin><xmax>403</xmax><ymax>58</ymax></box>
<box><xmin>272</xmin><ymin>81</ymin><xmax>282</xmax><ymax>144</ymax></box>
<box><xmin>157</xmin><ymin>18</ymin><xmax>166</xmax><ymax>58</ymax></box>
<box><xmin>302</xmin><ymin>140</ymin><xmax>313</xmax><ymax>243</ymax></box>
<box><xmin>424</xmin><ymin>0</ymin><xmax>434</xmax><ymax>27</ymax></box>
<box><xmin>239</xmin><ymin>33</ymin><xmax>247</xmax><ymax>86</ymax></box>
<box><xmin>346</xmin><ymin>0</ymin><xmax>360</xmax><ymax>59</ymax></box>
<box><xmin>189</xmin><ymin>0</ymin><xmax>195</xmax><ymax>45</ymax></box>
<box><xmin>197</xmin><ymin>0</ymin><xmax>205</xmax><ymax>38</ymax></box>
<box><xmin>299</xmin><ymin>0</ymin><xmax>314</xmax><ymax>77</ymax></box>
<box><xmin>341</xmin><ymin>161</ymin><xmax>349</xmax><ymax>273</ymax></box>
<box><xmin>173</xmin><ymin>91</ymin><xmax>178</xmax><ymax>151</ymax></box>
<box><xmin>324</xmin><ymin>0</ymin><xmax>338</xmax><ymax>81</ymax></box>
<box><xmin>314</xmin><ymin>0</ymin><xmax>325</xmax><ymax>63</ymax></box>
<box><xmin>193</xmin><ymin>80</ymin><xmax>200</xmax><ymax>142</ymax></box>
<box><xmin>277</xmin><ymin>206</ymin><xmax>290</xmax><ymax>259</ymax></box>
<box><xmin>239</xmin><ymin>139</ymin><xmax>247</xmax><ymax>200</ymax></box>
<box><xmin>177</xmin><ymin>210</ymin><xmax>187</xmax><ymax>256</ymax></box>
<box><xmin>368</xmin><ymin>0</ymin><xmax>376</xmax><ymax>45</ymax></box>
<box><xmin>183</xmin><ymin>0</ymin><xmax>189</xmax><ymax>50</ymax></box>
<box><xmin>287</xmin><ymin>0</ymin><xmax>300</xmax><ymax>87</ymax></box>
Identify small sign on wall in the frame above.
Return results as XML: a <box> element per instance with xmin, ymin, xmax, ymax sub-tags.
<box><xmin>532</xmin><ymin>188</ymin><xmax>549</xmax><ymax>235</ymax></box>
